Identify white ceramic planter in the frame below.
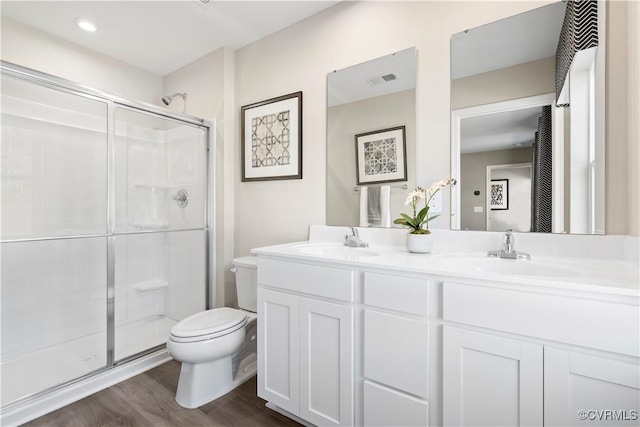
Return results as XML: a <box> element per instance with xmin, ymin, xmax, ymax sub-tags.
<box><xmin>406</xmin><ymin>233</ymin><xmax>433</xmax><ymax>254</ymax></box>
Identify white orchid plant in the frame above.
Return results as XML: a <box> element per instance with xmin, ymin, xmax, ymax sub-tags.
<box><xmin>394</xmin><ymin>178</ymin><xmax>457</xmax><ymax>234</ymax></box>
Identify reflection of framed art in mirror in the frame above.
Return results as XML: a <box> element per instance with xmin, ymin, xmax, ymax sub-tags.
<box><xmin>490</xmin><ymin>179</ymin><xmax>509</xmax><ymax>210</ymax></box>
<box><xmin>355</xmin><ymin>125</ymin><xmax>407</xmax><ymax>185</ymax></box>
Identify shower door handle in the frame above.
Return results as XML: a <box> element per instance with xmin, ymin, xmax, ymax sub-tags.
<box><xmin>172</xmin><ymin>189</ymin><xmax>189</xmax><ymax>208</ymax></box>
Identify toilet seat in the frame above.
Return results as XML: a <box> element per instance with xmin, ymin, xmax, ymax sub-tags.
<box><xmin>170</xmin><ymin>308</ymin><xmax>247</xmax><ymax>343</ymax></box>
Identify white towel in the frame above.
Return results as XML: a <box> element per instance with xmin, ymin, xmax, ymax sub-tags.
<box><xmin>359</xmin><ymin>185</ymin><xmax>391</xmax><ymax>227</ymax></box>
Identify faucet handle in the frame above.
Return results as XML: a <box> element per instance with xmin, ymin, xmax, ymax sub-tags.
<box><xmin>502</xmin><ymin>230</ymin><xmax>515</xmax><ymax>253</ymax></box>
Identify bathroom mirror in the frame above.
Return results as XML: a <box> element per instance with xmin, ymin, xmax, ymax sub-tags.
<box><xmin>450</xmin><ymin>2</ymin><xmax>605</xmax><ymax>234</ymax></box>
<box><xmin>326</xmin><ymin>47</ymin><xmax>416</xmax><ymax>227</ymax></box>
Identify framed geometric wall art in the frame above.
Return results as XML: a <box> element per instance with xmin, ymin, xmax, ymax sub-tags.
<box><xmin>241</xmin><ymin>91</ymin><xmax>303</xmax><ymax>182</ymax></box>
<box><xmin>355</xmin><ymin>126</ymin><xmax>407</xmax><ymax>185</ymax></box>
<box><xmin>490</xmin><ymin>179</ymin><xmax>509</xmax><ymax>210</ymax></box>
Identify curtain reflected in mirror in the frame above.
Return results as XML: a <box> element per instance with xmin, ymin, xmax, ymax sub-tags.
<box><xmin>450</xmin><ymin>1</ymin><xmax>605</xmax><ymax>235</ymax></box>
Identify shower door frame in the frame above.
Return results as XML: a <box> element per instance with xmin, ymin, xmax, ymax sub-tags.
<box><xmin>0</xmin><ymin>60</ymin><xmax>215</xmax><ymax>410</ymax></box>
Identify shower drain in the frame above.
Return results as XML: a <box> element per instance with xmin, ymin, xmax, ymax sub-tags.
<box><xmin>78</xmin><ymin>355</ymin><xmax>97</xmax><ymax>364</ymax></box>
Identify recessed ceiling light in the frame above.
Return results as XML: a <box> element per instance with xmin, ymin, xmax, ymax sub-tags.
<box><xmin>75</xmin><ymin>18</ymin><xmax>99</xmax><ymax>32</ymax></box>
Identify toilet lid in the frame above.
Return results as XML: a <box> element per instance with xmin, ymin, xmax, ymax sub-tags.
<box><xmin>170</xmin><ymin>307</ymin><xmax>247</xmax><ymax>339</ymax></box>
<box><xmin>233</xmin><ymin>256</ymin><xmax>257</xmax><ymax>269</ymax></box>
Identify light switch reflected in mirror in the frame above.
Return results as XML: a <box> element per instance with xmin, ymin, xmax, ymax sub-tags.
<box><xmin>326</xmin><ymin>47</ymin><xmax>416</xmax><ymax>228</ymax></box>
<box><xmin>450</xmin><ymin>1</ymin><xmax>605</xmax><ymax>235</ymax></box>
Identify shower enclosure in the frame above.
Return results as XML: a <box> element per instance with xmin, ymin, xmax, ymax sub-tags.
<box><xmin>0</xmin><ymin>61</ymin><xmax>212</xmax><ymax>419</ymax></box>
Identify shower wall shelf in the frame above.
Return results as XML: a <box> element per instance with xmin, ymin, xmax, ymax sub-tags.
<box><xmin>133</xmin><ymin>182</ymin><xmax>197</xmax><ymax>189</ymax></box>
<box><xmin>132</xmin><ymin>221</ymin><xmax>169</xmax><ymax>230</ymax></box>
<box><xmin>133</xmin><ymin>280</ymin><xmax>169</xmax><ymax>292</ymax></box>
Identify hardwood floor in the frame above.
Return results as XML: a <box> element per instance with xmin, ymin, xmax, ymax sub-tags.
<box><xmin>24</xmin><ymin>361</ymin><xmax>302</xmax><ymax>427</ymax></box>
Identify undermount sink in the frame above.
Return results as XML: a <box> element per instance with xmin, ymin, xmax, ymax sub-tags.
<box><xmin>429</xmin><ymin>253</ymin><xmax>593</xmax><ymax>279</ymax></box>
<box><xmin>291</xmin><ymin>243</ymin><xmax>380</xmax><ymax>258</ymax></box>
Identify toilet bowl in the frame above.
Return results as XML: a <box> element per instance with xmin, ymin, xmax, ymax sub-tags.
<box><xmin>167</xmin><ymin>256</ymin><xmax>258</xmax><ymax>409</ymax></box>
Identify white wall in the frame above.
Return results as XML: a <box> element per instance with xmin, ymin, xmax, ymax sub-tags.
<box><xmin>162</xmin><ymin>48</ymin><xmax>238</xmax><ymax>307</ymax></box>
<box><xmin>606</xmin><ymin>1</ymin><xmax>640</xmax><ymax>236</ymax></box>
<box><xmin>2</xmin><ymin>0</ymin><xmax>638</xmax><ymax>291</ymax></box>
<box><xmin>627</xmin><ymin>0</ymin><xmax>640</xmax><ymax>237</ymax></box>
<box><xmin>488</xmin><ymin>165</ymin><xmax>532</xmax><ymax>232</ymax></box>
<box><xmin>233</xmin><ymin>0</ymin><xmax>553</xmax><ymax>256</ymax></box>
<box><xmin>1</xmin><ymin>17</ymin><xmax>163</xmax><ymax>104</ymax></box>
<box><xmin>327</xmin><ymin>89</ymin><xmax>416</xmax><ymax>227</ymax></box>
<box><xmin>451</xmin><ymin>57</ymin><xmax>555</xmax><ymax>110</ymax></box>
<box><xmin>460</xmin><ymin>148</ymin><xmax>533</xmax><ymax>231</ymax></box>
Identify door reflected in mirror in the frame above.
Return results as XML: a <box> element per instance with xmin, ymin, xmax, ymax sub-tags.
<box><xmin>450</xmin><ymin>1</ymin><xmax>605</xmax><ymax>235</ymax></box>
<box><xmin>326</xmin><ymin>47</ymin><xmax>416</xmax><ymax>228</ymax></box>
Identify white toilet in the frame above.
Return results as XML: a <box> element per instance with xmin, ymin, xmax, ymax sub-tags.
<box><xmin>167</xmin><ymin>256</ymin><xmax>258</xmax><ymax>409</ymax></box>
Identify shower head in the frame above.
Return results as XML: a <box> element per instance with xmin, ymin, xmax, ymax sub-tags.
<box><xmin>162</xmin><ymin>92</ymin><xmax>187</xmax><ymax>106</ymax></box>
<box><xmin>161</xmin><ymin>93</ymin><xmax>188</xmax><ymax>112</ymax></box>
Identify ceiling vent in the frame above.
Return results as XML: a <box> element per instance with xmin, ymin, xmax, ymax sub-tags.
<box><xmin>192</xmin><ymin>0</ymin><xmax>212</xmax><ymax>10</ymax></box>
<box><xmin>366</xmin><ymin>73</ymin><xmax>398</xmax><ymax>86</ymax></box>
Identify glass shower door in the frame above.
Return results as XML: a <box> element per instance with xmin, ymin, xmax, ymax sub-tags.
<box><xmin>1</xmin><ymin>75</ymin><xmax>109</xmax><ymax>405</ymax></box>
<box><xmin>113</xmin><ymin>106</ymin><xmax>207</xmax><ymax>361</ymax></box>
<box><xmin>1</xmin><ymin>63</ymin><xmax>212</xmax><ymax>414</ymax></box>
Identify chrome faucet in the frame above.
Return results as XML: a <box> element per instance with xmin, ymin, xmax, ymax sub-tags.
<box><xmin>488</xmin><ymin>230</ymin><xmax>530</xmax><ymax>260</ymax></box>
<box><xmin>344</xmin><ymin>227</ymin><xmax>369</xmax><ymax>248</ymax></box>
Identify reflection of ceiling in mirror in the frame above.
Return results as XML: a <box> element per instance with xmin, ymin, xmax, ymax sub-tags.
<box><xmin>327</xmin><ymin>48</ymin><xmax>416</xmax><ymax>107</ymax></box>
<box><xmin>451</xmin><ymin>2</ymin><xmax>565</xmax><ymax>80</ymax></box>
<box><xmin>461</xmin><ymin>106</ymin><xmax>545</xmax><ymax>154</ymax></box>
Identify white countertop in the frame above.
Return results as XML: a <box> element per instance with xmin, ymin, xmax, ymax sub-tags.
<box><xmin>253</xmin><ymin>240</ymin><xmax>640</xmax><ymax>298</ymax></box>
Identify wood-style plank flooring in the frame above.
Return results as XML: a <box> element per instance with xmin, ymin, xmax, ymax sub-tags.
<box><xmin>24</xmin><ymin>361</ymin><xmax>302</xmax><ymax>427</ymax></box>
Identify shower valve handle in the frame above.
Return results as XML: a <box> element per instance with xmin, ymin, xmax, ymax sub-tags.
<box><xmin>172</xmin><ymin>189</ymin><xmax>189</xmax><ymax>208</ymax></box>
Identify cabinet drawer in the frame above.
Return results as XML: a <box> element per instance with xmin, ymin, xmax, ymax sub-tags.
<box><xmin>364</xmin><ymin>381</ymin><xmax>429</xmax><ymax>427</ymax></box>
<box><xmin>443</xmin><ymin>282</ymin><xmax>640</xmax><ymax>357</ymax></box>
<box><xmin>364</xmin><ymin>272</ymin><xmax>429</xmax><ymax>316</ymax></box>
<box><xmin>364</xmin><ymin>309</ymin><xmax>430</xmax><ymax>398</ymax></box>
<box><xmin>258</xmin><ymin>258</ymin><xmax>354</xmax><ymax>302</ymax></box>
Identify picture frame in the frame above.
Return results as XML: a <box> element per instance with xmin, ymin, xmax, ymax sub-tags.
<box><xmin>241</xmin><ymin>91</ymin><xmax>302</xmax><ymax>182</ymax></box>
<box><xmin>490</xmin><ymin>179</ymin><xmax>509</xmax><ymax>210</ymax></box>
<box><xmin>355</xmin><ymin>126</ymin><xmax>407</xmax><ymax>185</ymax></box>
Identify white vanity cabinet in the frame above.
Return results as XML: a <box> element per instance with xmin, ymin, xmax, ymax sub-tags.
<box><xmin>257</xmin><ymin>258</ymin><xmax>355</xmax><ymax>427</ymax></box>
<box><xmin>362</xmin><ymin>271</ymin><xmax>433</xmax><ymax>426</ymax></box>
<box><xmin>254</xmin><ymin>233</ymin><xmax>638</xmax><ymax>427</ymax></box>
<box><xmin>443</xmin><ymin>281</ymin><xmax>640</xmax><ymax>427</ymax></box>
<box><xmin>443</xmin><ymin>326</ymin><xmax>543</xmax><ymax>426</ymax></box>
<box><xmin>544</xmin><ymin>347</ymin><xmax>640</xmax><ymax>426</ymax></box>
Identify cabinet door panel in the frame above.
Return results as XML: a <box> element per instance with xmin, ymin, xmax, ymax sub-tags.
<box><xmin>443</xmin><ymin>326</ymin><xmax>543</xmax><ymax>426</ymax></box>
<box><xmin>364</xmin><ymin>381</ymin><xmax>429</xmax><ymax>427</ymax></box>
<box><xmin>299</xmin><ymin>298</ymin><xmax>353</xmax><ymax>426</ymax></box>
<box><xmin>364</xmin><ymin>310</ymin><xmax>429</xmax><ymax>398</ymax></box>
<box><xmin>257</xmin><ymin>289</ymin><xmax>299</xmax><ymax>415</ymax></box>
<box><xmin>545</xmin><ymin>347</ymin><xmax>640</xmax><ymax>426</ymax></box>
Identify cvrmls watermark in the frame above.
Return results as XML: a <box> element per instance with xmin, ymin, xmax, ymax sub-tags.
<box><xmin>577</xmin><ymin>410</ymin><xmax>638</xmax><ymax>421</ymax></box>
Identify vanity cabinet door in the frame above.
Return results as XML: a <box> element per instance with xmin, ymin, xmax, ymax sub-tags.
<box><xmin>299</xmin><ymin>298</ymin><xmax>354</xmax><ymax>426</ymax></box>
<box><xmin>257</xmin><ymin>288</ymin><xmax>300</xmax><ymax>415</ymax></box>
<box><xmin>544</xmin><ymin>347</ymin><xmax>640</xmax><ymax>426</ymax></box>
<box><xmin>363</xmin><ymin>309</ymin><xmax>429</xmax><ymax>398</ymax></box>
<box><xmin>363</xmin><ymin>380</ymin><xmax>429</xmax><ymax>427</ymax></box>
<box><xmin>443</xmin><ymin>326</ymin><xmax>543</xmax><ymax>427</ymax></box>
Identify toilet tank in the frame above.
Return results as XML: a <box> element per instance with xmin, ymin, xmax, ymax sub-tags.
<box><xmin>232</xmin><ymin>256</ymin><xmax>258</xmax><ymax>312</ymax></box>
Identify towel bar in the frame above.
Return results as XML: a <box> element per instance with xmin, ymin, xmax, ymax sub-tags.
<box><xmin>353</xmin><ymin>184</ymin><xmax>408</xmax><ymax>192</ymax></box>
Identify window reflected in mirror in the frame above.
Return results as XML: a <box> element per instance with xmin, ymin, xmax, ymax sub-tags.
<box><xmin>450</xmin><ymin>1</ymin><xmax>605</xmax><ymax>235</ymax></box>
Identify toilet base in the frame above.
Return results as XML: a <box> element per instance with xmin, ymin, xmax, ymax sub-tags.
<box><xmin>174</xmin><ymin>355</ymin><xmax>257</xmax><ymax>409</ymax></box>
